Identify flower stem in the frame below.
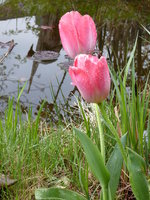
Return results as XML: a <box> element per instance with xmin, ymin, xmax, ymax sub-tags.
<box><xmin>94</xmin><ymin>103</ymin><xmax>105</xmax><ymax>164</ymax></box>
<box><xmin>103</xmin><ymin>186</ymin><xmax>109</xmax><ymax>200</ymax></box>
<box><xmin>99</xmin><ymin>103</ymin><xmax>127</xmax><ymax>165</ymax></box>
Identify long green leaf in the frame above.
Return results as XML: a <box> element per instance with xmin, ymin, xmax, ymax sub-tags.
<box><xmin>127</xmin><ymin>148</ymin><xmax>149</xmax><ymax>200</ymax></box>
<box><xmin>74</xmin><ymin>128</ymin><xmax>110</xmax><ymax>187</ymax></box>
<box><xmin>35</xmin><ymin>188</ymin><xmax>87</xmax><ymax>200</ymax></box>
<box><xmin>17</xmin><ymin>81</ymin><xmax>27</xmax><ymax>102</ymax></box>
<box><xmin>101</xmin><ymin>134</ymin><xmax>127</xmax><ymax>200</ymax></box>
<box><xmin>107</xmin><ymin>134</ymin><xmax>127</xmax><ymax>200</ymax></box>
<box><xmin>123</xmin><ymin>35</ymin><xmax>138</xmax><ymax>87</ymax></box>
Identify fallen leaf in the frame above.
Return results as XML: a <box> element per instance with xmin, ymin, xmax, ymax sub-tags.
<box><xmin>58</xmin><ymin>60</ymin><xmax>73</xmax><ymax>71</ymax></box>
<box><xmin>0</xmin><ymin>40</ymin><xmax>13</xmax><ymax>48</ymax></box>
<box><xmin>33</xmin><ymin>51</ymin><xmax>59</xmax><ymax>62</ymax></box>
<box><xmin>27</xmin><ymin>44</ymin><xmax>59</xmax><ymax>62</ymax></box>
<box><xmin>0</xmin><ymin>174</ymin><xmax>17</xmax><ymax>189</ymax></box>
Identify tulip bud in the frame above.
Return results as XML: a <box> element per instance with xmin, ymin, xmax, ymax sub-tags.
<box><xmin>69</xmin><ymin>54</ymin><xmax>110</xmax><ymax>103</ymax></box>
<box><xmin>59</xmin><ymin>11</ymin><xmax>97</xmax><ymax>59</ymax></box>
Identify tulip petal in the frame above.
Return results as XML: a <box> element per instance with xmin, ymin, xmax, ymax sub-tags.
<box><xmin>74</xmin><ymin>54</ymin><xmax>87</xmax><ymax>69</ymax></box>
<box><xmin>96</xmin><ymin>56</ymin><xmax>111</xmax><ymax>99</ymax></box>
<box><xmin>59</xmin><ymin>11</ymin><xmax>82</xmax><ymax>58</ymax></box>
<box><xmin>69</xmin><ymin>66</ymin><xmax>95</xmax><ymax>102</ymax></box>
<box><xmin>74</xmin><ymin>54</ymin><xmax>99</xmax><ymax>71</ymax></box>
<box><xmin>76</xmin><ymin>15</ymin><xmax>97</xmax><ymax>53</ymax></box>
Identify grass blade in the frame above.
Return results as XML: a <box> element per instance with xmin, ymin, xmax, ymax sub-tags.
<box><xmin>123</xmin><ymin>35</ymin><xmax>138</xmax><ymax>87</ymax></box>
<box><xmin>17</xmin><ymin>82</ymin><xmax>27</xmax><ymax>102</ymax></box>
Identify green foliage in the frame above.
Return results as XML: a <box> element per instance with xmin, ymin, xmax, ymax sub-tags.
<box><xmin>0</xmin><ymin>97</ymin><xmax>78</xmax><ymax>199</ymax></box>
<box><xmin>100</xmin><ymin>134</ymin><xmax>127</xmax><ymax>200</ymax></box>
<box><xmin>107</xmin><ymin>36</ymin><xmax>150</xmax><ymax>159</ymax></box>
<box><xmin>123</xmin><ymin>35</ymin><xmax>137</xmax><ymax>87</ymax></box>
<box><xmin>127</xmin><ymin>148</ymin><xmax>150</xmax><ymax>200</ymax></box>
<box><xmin>33</xmin><ymin>36</ymin><xmax>149</xmax><ymax>199</ymax></box>
<box><xmin>0</xmin><ymin>0</ymin><xmax>150</xmax><ymax>24</ymax></box>
<box><xmin>35</xmin><ymin>188</ymin><xmax>87</xmax><ymax>200</ymax></box>
<box><xmin>74</xmin><ymin>128</ymin><xmax>110</xmax><ymax>188</ymax></box>
<box><xmin>100</xmin><ymin>36</ymin><xmax>150</xmax><ymax>199</ymax></box>
<box><xmin>0</xmin><ymin>24</ymin><xmax>149</xmax><ymax>199</ymax></box>
<box><xmin>106</xmin><ymin>134</ymin><xmax>127</xmax><ymax>200</ymax></box>
<box><xmin>77</xmin><ymin>99</ymin><xmax>91</xmax><ymax>137</ymax></box>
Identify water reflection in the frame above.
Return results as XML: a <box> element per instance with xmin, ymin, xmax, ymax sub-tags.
<box><xmin>97</xmin><ymin>21</ymin><xmax>150</xmax><ymax>80</ymax></box>
<box><xmin>27</xmin><ymin>14</ymin><xmax>61</xmax><ymax>93</ymax></box>
<box><xmin>0</xmin><ymin>1</ymin><xmax>149</xmax><ymax>118</ymax></box>
<box><xmin>0</xmin><ymin>16</ymin><xmax>75</xmax><ymax>116</ymax></box>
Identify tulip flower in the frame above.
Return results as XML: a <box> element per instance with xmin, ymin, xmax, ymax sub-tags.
<box><xmin>69</xmin><ymin>54</ymin><xmax>110</xmax><ymax>103</ymax></box>
<box><xmin>59</xmin><ymin>11</ymin><xmax>97</xmax><ymax>58</ymax></box>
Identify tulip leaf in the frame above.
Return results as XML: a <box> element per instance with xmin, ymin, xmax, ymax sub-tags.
<box><xmin>101</xmin><ymin>134</ymin><xmax>127</xmax><ymax>200</ymax></box>
<box><xmin>74</xmin><ymin>128</ymin><xmax>110</xmax><ymax>188</ymax></box>
<box><xmin>127</xmin><ymin>148</ymin><xmax>149</xmax><ymax>200</ymax></box>
<box><xmin>107</xmin><ymin>135</ymin><xmax>127</xmax><ymax>198</ymax></box>
<box><xmin>35</xmin><ymin>188</ymin><xmax>87</xmax><ymax>200</ymax></box>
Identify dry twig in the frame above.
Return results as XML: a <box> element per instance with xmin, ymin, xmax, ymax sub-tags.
<box><xmin>0</xmin><ymin>40</ymin><xmax>15</xmax><ymax>63</ymax></box>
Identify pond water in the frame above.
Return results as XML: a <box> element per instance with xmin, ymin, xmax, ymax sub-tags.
<box><xmin>0</xmin><ymin>16</ymin><xmax>75</xmax><ymax>117</ymax></box>
<box><xmin>0</xmin><ymin>0</ymin><xmax>150</xmax><ymax>118</ymax></box>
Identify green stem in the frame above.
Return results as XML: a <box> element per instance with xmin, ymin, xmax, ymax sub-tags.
<box><xmin>103</xmin><ymin>186</ymin><xmax>108</xmax><ymax>200</ymax></box>
<box><xmin>94</xmin><ymin>103</ymin><xmax>105</xmax><ymax>164</ymax></box>
<box><xmin>99</xmin><ymin>103</ymin><xmax>127</xmax><ymax>165</ymax></box>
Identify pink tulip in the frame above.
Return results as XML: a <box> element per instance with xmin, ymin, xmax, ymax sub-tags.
<box><xmin>59</xmin><ymin>11</ymin><xmax>97</xmax><ymax>59</ymax></box>
<box><xmin>69</xmin><ymin>54</ymin><xmax>110</xmax><ymax>103</ymax></box>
